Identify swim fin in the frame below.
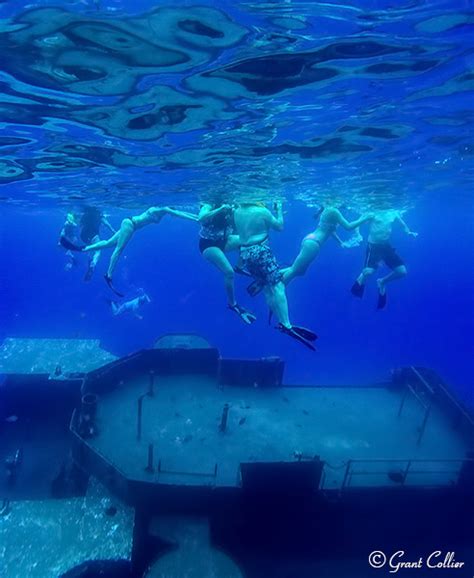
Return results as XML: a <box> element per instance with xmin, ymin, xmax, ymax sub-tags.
<box><xmin>276</xmin><ymin>324</ymin><xmax>316</xmax><ymax>351</ymax></box>
<box><xmin>104</xmin><ymin>275</ymin><xmax>124</xmax><ymax>297</ymax></box>
<box><xmin>377</xmin><ymin>291</ymin><xmax>387</xmax><ymax>310</ymax></box>
<box><xmin>247</xmin><ymin>279</ymin><xmax>264</xmax><ymax>297</ymax></box>
<box><xmin>351</xmin><ymin>280</ymin><xmax>365</xmax><ymax>298</ymax></box>
<box><xmin>83</xmin><ymin>266</ymin><xmax>94</xmax><ymax>282</ymax></box>
<box><xmin>60</xmin><ymin>236</ymin><xmax>84</xmax><ymax>252</ymax></box>
<box><xmin>229</xmin><ymin>303</ymin><xmax>256</xmax><ymax>325</ymax></box>
<box><xmin>234</xmin><ymin>265</ymin><xmax>252</xmax><ymax>277</ymax></box>
<box><xmin>291</xmin><ymin>325</ymin><xmax>318</xmax><ymax>342</ymax></box>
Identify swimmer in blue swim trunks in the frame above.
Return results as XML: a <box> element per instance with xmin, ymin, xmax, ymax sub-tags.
<box><xmin>233</xmin><ymin>202</ymin><xmax>318</xmax><ymax>350</ymax></box>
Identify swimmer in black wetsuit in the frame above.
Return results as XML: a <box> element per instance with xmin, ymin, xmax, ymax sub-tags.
<box><xmin>198</xmin><ymin>203</ymin><xmax>255</xmax><ymax>325</ymax></box>
<box><xmin>58</xmin><ymin>212</ymin><xmax>79</xmax><ymax>271</ymax></box>
<box><xmin>80</xmin><ymin>206</ymin><xmax>116</xmax><ymax>282</ymax></box>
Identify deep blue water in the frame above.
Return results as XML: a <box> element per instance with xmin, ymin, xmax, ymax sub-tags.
<box><xmin>1</xmin><ymin>199</ymin><xmax>472</xmax><ymax>406</ymax></box>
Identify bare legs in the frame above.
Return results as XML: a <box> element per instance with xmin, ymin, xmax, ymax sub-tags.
<box><xmin>202</xmin><ymin>246</ymin><xmax>236</xmax><ymax>306</ymax></box>
<box><xmin>355</xmin><ymin>265</ymin><xmax>407</xmax><ymax>292</ymax></box>
<box><xmin>353</xmin><ymin>265</ymin><xmax>407</xmax><ymax>308</ymax></box>
<box><xmin>377</xmin><ymin>265</ymin><xmax>407</xmax><ymax>295</ymax></box>
<box><xmin>84</xmin><ymin>235</ymin><xmax>101</xmax><ymax>282</ymax></box>
<box><xmin>356</xmin><ymin>266</ymin><xmax>376</xmax><ymax>288</ymax></box>
<box><xmin>264</xmin><ymin>282</ymin><xmax>291</xmax><ymax>328</ymax></box>
<box><xmin>282</xmin><ymin>239</ymin><xmax>320</xmax><ymax>285</ymax></box>
<box><xmin>83</xmin><ymin>219</ymin><xmax>134</xmax><ymax>279</ymax></box>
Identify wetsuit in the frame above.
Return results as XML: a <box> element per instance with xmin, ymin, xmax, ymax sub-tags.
<box><xmin>80</xmin><ymin>208</ymin><xmax>103</xmax><ymax>244</ymax></box>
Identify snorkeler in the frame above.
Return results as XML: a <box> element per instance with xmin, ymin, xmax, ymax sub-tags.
<box><xmin>110</xmin><ymin>292</ymin><xmax>151</xmax><ymax>320</ymax></box>
<box><xmin>351</xmin><ymin>209</ymin><xmax>418</xmax><ymax>309</ymax></box>
<box><xmin>61</xmin><ymin>206</ymin><xmax>198</xmax><ymax>296</ymax></box>
<box><xmin>234</xmin><ymin>202</ymin><xmax>317</xmax><ymax>350</ymax></box>
<box><xmin>198</xmin><ymin>203</ymin><xmax>255</xmax><ymax>325</ymax></box>
<box><xmin>58</xmin><ymin>212</ymin><xmax>79</xmax><ymax>271</ymax></box>
<box><xmin>282</xmin><ymin>205</ymin><xmax>374</xmax><ymax>285</ymax></box>
<box><xmin>80</xmin><ymin>206</ymin><xmax>116</xmax><ymax>282</ymax></box>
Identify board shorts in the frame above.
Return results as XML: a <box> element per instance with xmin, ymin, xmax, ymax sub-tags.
<box><xmin>240</xmin><ymin>243</ymin><xmax>282</xmax><ymax>287</ymax></box>
<box><xmin>365</xmin><ymin>242</ymin><xmax>404</xmax><ymax>270</ymax></box>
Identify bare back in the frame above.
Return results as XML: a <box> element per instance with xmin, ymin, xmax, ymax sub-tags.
<box><xmin>131</xmin><ymin>207</ymin><xmax>165</xmax><ymax>230</ymax></box>
<box><xmin>234</xmin><ymin>206</ymin><xmax>273</xmax><ymax>245</ymax></box>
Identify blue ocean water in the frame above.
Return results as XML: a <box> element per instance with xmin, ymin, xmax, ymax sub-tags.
<box><xmin>0</xmin><ymin>0</ymin><xmax>473</xmax><ymax>405</ymax></box>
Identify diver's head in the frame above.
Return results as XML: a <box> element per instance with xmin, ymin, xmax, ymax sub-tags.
<box><xmin>321</xmin><ymin>195</ymin><xmax>343</xmax><ymax>209</ymax></box>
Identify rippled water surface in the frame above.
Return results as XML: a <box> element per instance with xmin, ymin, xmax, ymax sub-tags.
<box><xmin>0</xmin><ymin>0</ymin><xmax>473</xmax><ymax>209</ymax></box>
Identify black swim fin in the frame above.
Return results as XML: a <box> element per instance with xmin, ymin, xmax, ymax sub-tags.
<box><xmin>229</xmin><ymin>303</ymin><xmax>256</xmax><ymax>325</ymax></box>
<box><xmin>277</xmin><ymin>324</ymin><xmax>316</xmax><ymax>351</ymax></box>
<box><xmin>351</xmin><ymin>280</ymin><xmax>365</xmax><ymax>298</ymax></box>
<box><xmin>83</xmin><ymin>266</ymin><xmax>94</xmax><ymax>282</ymax></box>
<box><xmin>247</xmin><ymin>279</ymin><xmax>264</xmax><ymax>297</ymax></box>
<box><xmin>234</xmin><ymin>265</ymin><xmax>253</xmax><ymax>278</ymax></box>
<box><xmin>377</xmin><ymin>291</ymin><xmax>387</xmax><ymax>310</ymax></box>
<box><xmin>60</xmin><ymin>236</ymin><xmax>84</xmax><ymax>252</ymax></box>
<box><xmin>104</xmin><ymin>275</ymin><xmax>124</xmax><ymax>298</ymax></box>
<box><xmin>291</xmin><ymin>325</ymin><xmax>318</xmax><ymax>342</ymax></box>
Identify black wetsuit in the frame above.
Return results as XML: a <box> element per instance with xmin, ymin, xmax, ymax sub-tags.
<box><xmin>80</xmin><ymin>208</ymin><xmax>102</xmax><ymax>244</ymax></box>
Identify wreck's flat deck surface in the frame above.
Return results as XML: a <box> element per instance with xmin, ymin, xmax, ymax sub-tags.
<box><xmin>89</xmin><ymin>375</ymin><xmax>468</xmax><ymax>489</ymax></box>
<box><xmin>0</xmin><ymin>337</ymin><xmax>117</xmax><ymax>374</ymax></box>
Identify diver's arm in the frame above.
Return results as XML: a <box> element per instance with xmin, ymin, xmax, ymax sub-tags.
<box><xmin>102</xmin><ymin>216</ymin><xmax>116</xmax><ymax>234</ymax></box>
<box><xmin>269</xmin><ymin>202</ymin><xmax>284</xmax><ymax>231</ymax></box>
<box><xmin>165</xmin><ymin>207</ymin><xmax>199</xmax><ymax>221</ymax></box>
<box><xmin>396</xmin><ymin>214</ymin><xmax>418</xmax><ymax>237</ymax></box>
<box><xmin>198</xmin><ymin>204</ymin><xmax>230</xmax><ymax>222</ymax></box>
<box><xmin>337</xmin><ymin>210</ymin><xmax>374</xmax><ymax>231</ymax></box>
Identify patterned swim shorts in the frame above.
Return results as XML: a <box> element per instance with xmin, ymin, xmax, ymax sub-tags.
<box><xmin>240</xmin><ymin>243</ymin><xmax>282</xmax><ymax>287</ymax></box>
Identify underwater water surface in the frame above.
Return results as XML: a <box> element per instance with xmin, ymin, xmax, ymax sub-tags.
<box><xmin>0</xmin><ymin>0</ymin><xmax>473</xmax><ymax>403</ymax></box>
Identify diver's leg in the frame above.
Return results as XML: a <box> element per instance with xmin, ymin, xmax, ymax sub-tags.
<box><xmin>282</xmin><ymin>239</ymin><xmax>320</xmax><ymax>286</ymax></box>
<box><xmin>357</xmin><ymin>266</ymin><xmax>376</xmax><ymax>285</ymax></box>
<box><xmin>377</xmin><ymin>265</ymin><xmax>407</xmax><ymax>294</ymax></box>
<box><xmin>84</xmin><ymin>235</ymin><xmax>101</xmax><ymax>281</ymax></box>
<box><xmin>266</xmin><ymin>282</ymin><xmax>291</xmax><ymax>328</ymax></box>
<box><xmin>202</xmin><ymin>246</ymin><xmax>236</xmax><ymax>305</ymax></box>
<box><xmin>106</xmin><ymin>224</ymin><xmax>134</xmax><ymax>278</ymax></box>
<box><xmin>64</xmin><ymin>250</ymin><xmax>77</xmax><ymax>271</ymax></box>
<box><xmin>84</xmin><ymin>230</ymin><xmax>120</xmax><ymax>252</ymax></box>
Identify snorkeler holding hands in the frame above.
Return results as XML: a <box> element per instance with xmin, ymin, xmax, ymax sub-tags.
<box><xmin>282</xmin><ymin>204</ymin><xmax>374</xmax><ymax>285</ymax></box>
<box><xmin>351</xmin><ymin>209</ymin><xmax>418</xmax><ymax>309</ymax></box>
<box><xmin>61</xmin><ymin>206</ymin><xmax>198</xmax><ymax>296</ymax></box>
<box><xmin>198</xmin><ymin>203</ymin><xmax>256</xmax><ymax>325</ymax></box>
<box><xmin>234</xmin><ymin>202</ymin><xmax>318</xmax><ymax>350</ymax></box>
